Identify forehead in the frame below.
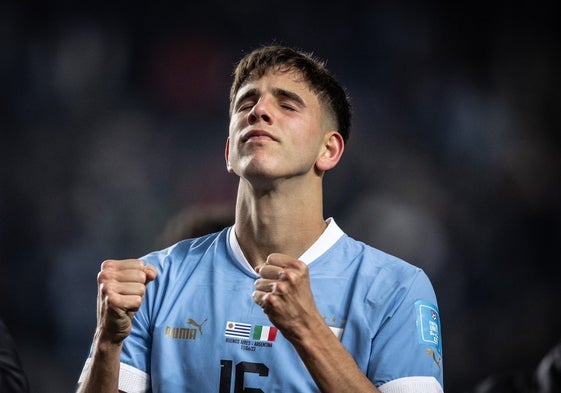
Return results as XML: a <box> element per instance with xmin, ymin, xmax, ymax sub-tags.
<box><xmin>234</xmin><ymin>69</ymin><xmax>316</xmax><ymax>101</ymax></box>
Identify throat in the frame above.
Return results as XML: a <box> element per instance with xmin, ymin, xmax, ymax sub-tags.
<box><xmin>235</xmin><ymin>217</ymin><xmax>327</xmax><ymax>267</ymax></box>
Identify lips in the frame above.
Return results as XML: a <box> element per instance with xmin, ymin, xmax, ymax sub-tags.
<box><xmin>241</xmin><ymin>130</ymin><xmax>277</xmax><ymax>143</ymax></box>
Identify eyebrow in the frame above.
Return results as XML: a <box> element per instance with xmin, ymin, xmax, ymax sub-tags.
<box><xmin>234</xmin><ymin>88</ymin><xmax>259</xmax><ymax>111</ymax></box>
<box><xmin>272</xmin><ymin>87</ymin><xmax>306</xmax><ymax>107</ymax></box>
<box><xmin>234</xmin><ymin>87</ymin><xmax>307</xmax><ymax>110</ymax></box>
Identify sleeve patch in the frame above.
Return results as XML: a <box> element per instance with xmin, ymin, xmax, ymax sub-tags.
<box><xmin>415</xmin><ymin>300</ymin><xmax>442</xmax><ymax>355</ymax></box>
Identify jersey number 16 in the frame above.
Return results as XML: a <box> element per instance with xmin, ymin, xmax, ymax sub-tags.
<box><xmin>219</xmin><ymin>359</ymin><xmax>269</xmax><ymax>393</ymax></box>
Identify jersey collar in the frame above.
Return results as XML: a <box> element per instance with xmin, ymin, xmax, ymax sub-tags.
<box><xmin>228</xmin><ymin>218</ymin><xmax>345</xmax><ymax>274</ymax></box>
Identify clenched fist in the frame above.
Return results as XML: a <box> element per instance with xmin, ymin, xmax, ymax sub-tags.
<box><xmin>96</xmin><ymin>259</ymin><xmax>157</xmax><ymax>344</ymax></box>
<box><xmin>253</xmin><ymin>253</ymin><xmax>321</xmax><ymax>341</ymax></box>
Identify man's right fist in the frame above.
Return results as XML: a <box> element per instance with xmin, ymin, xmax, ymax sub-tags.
<box><xmin>95</xmin><ymin>259</ymin><xmax>157</xmax><ymax>344</ymax></box>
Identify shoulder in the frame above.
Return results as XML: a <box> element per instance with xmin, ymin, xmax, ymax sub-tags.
<box><xmin>141</xmin><ymin>227</ymin><xmax>230</xmax><ymax>274</ymax></box>
<box><xmin>337</xmin><ymin>234</ymin><xmax>425</xmax><ymax>279</ymax></box>
<box><xmin>336</xmin><ymin>234</ymin><xmax>438</xmax><ymax>307</ymax></box>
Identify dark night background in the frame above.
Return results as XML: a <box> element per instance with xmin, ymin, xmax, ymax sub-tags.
<box><xmin>1</xmin><ymin>1</ymin><xmax>560</xmax><ymax>392</ymax></box>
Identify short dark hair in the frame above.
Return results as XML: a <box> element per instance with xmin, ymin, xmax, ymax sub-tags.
<box><xmin>230</xmin><ymin>45</ymin><xmax>352</xmax><ymax>143</ymax></box>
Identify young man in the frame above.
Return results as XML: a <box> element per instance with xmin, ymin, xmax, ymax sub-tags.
<box><xmin>77</xmin><ymin>45</ymin><xmax>444</xmax><ymax>393</ymax></box>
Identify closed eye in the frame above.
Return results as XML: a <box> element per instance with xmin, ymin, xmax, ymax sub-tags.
<box><xmin>275</xmin><ymin>88</ymin><xmax>305</xmax><ymax>111</ymax></box>
<box><xmin>238</xmin><ymin>102</ymin><xmax>255</xmax><ymax>112</ymax></box>
<box><xmin>280</xmin><ymin>103</ymin><xmax>297</xmax><ymax>111</ymax></box>
<box><xmin>234</xmin><ymin>88</ymin><xmax>259</xmax><ymax>113</ymax></box>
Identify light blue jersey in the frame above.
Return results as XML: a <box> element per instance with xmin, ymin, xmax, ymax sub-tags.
<box><xmin>79</xmin><ymin>219</ymin><xmax>443</xmax><ymax>392</ymax></box>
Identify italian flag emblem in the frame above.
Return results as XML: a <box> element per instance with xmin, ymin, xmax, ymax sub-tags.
<box><xmin>253</xmin><ymin>325</ymin><xmax>278</xmax><ymax>342</ymax></box>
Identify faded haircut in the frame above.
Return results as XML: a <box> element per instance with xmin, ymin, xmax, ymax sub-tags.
<box><xmin>229</xmin><ymin>45</ymin><xmax>352</xmax><ymax>143</ymax></box>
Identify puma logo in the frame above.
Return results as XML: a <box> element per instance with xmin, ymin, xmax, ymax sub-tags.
<box><xmin>425</xmin><ymin>348</ymin><xmax>442</xmax><ymax>370</ymax></box>
<box><xmin>187</xmin><ymin>318</ymin><xmax>208</xmax><ymax>334</ymax></box>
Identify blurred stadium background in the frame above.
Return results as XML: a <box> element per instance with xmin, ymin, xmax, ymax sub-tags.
<box><xmin>0</xmin><ymin>1</ymin><xmax>559</xmax><ymax>392</ymax></box>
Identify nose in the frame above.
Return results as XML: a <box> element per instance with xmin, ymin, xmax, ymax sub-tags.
<box><xmin>248</xmin><ymin>99</ymin><xmax>272</xmax><ymax>125</ymax></box>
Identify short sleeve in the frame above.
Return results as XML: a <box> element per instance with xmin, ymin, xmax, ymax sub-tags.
<box><xmin>367</xmin><ymin>269</ymin><xmax>444</xmax><ymax>390</ymax></box>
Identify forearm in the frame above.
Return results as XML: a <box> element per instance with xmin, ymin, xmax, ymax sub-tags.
<box><xmin>76</xmin><ymin>336</ymin><xmax>123</xmax><ymax>393</ymax></box>
<box><xmin>289</xmin><ymin>319</ymin><xmax>380</xmax><ymax>393</ymax></box>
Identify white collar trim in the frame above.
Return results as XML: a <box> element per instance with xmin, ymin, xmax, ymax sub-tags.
<box><xmin>228</xmin><ymin>217</ymin><xmax>344</xmax><ymax>274</ymax></box>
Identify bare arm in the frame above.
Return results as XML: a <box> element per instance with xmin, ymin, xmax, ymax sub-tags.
<box><xmin>253</xmin><ymin>254</ymin><xmax>380</xmax><ymax>393</ymax></box>
<box><xmin>77</xmin><ymin>339</ymin><xmax>122</xmax><ymax>393</ymax></box>
<box><xmin>77</xmin><ymin>259</ymin><xmax>157</xmax><ymax>393</ymax></box>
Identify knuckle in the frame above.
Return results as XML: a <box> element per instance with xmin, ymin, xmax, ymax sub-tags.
<box><xmin>101</xmin><ymin>259</ymin><xmax>116</xmax><ymax>269</ymax></box>
<box><xmin>97</xmin><ymin>269</ymin><xmax>112</xmax><ymax>284</ymax></box>
<box><xmin>281</xmin><ymin>269</ymin><xmax>298</xmax><ymax>283</ymax></box>
<box><xmin>133</xmin><ymin>269</ymin><xmax>146</xmax><ymax>282</ymax></box>
<box><xmin>271</xmin><ymin>282</ymin><xmax>283</xmax><ymax>294</ymax></box>
<box><xmin>131</xmin><ymin>259</ymin><xmax>145</xmax><ymax>270</ymax></box>
<box><xmin>267</xmin><ymin>294</ymin><xmax>280</xmax><ymax>308</ymax></box>
<box><xmin>131</xmin><ymin>295</ymin><xmax>143</xmax><ymax>309</ymax></box>
<box><xmin>296</xmin><ymin>259</ymin><xmax>308</xmax><ymax>269</ymax></box>
<box><xmin>105</xmin><ymin>292</ymin><xmax>121</xmax><ymax>307</ymax></box>
<box><xmin>100</xmin><ymin>281</ymin><xmax>116</xmax><ymax>296</ymax></box>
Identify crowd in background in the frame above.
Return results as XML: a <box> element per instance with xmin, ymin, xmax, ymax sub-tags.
<box><xmin>1</xmin><ymin>1</ymin><xmax>560</xmax><ymax>392</ymax></box>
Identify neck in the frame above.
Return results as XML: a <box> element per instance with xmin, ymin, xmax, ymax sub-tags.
<box><xmin>234</xmin><ymin>177</ymin><xmax>326</xmax><ymax>268</ymax></box>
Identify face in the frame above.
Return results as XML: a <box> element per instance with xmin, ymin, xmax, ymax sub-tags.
<box><xmin>226</xmin><ymin>69</ymin><xmax>338</xmax><ymax>185</ymax></box>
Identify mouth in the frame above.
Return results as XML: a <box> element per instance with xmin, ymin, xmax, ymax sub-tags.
<box><xmin>241</xmin><ymin>130</ymin><xmax>276</xmax><ymax>143</ymax></box>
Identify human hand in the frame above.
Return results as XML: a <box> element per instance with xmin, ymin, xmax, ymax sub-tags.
<box><xmin>253</xmin><ymin>253</ymin><xmax>321</xmax><ymax>339</ymax></box>
<box><xmin>95</xmin><ymin>259</ymin><xmax>157</xmax><ymax>344</ymax></box>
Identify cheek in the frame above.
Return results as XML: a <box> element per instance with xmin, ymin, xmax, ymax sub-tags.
<box><xmin>230</xmin><ymin>113</ymin><xmax>246</xmax><ymax>129</ymax></box>
<box><xmin>295</xmin><ymin>124</ymin><xmax>324</xmax><ymax>148</ymax></box>
<box><xmin>227</xmin><ymin>121</ymin><xmax>237</xmax><ymax>138</ymax></box>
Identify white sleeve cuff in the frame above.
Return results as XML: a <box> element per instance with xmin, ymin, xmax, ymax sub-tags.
<box><xmin>379</xmin><ymin>376</ymin><xmax>443</xmax><ymax>393</ymax></box>
<box><xmin>78</xmin><ymin>358</ymin><xmax>150</xmax><ymax>393</ymax></box>
<box><xmin>118</xmin><ymin>362</ymin><xmax>150</xmax><ymax>393</ymax></box>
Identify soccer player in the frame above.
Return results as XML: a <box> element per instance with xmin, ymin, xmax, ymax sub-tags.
<box><xmin>77</xmin><ymin>45</ymin><xmax>444</xmax><ymax>393</ymax></box>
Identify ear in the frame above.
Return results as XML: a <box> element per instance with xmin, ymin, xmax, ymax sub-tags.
<box><xmin>225</xmin><ymin>137</ymin><xmax>234</xmax><ymax>173</ymax></box>
<box><xmin>316</xmin><ymin>131</ymin><xmax>345</xmax><ymax>172</ymax></box>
